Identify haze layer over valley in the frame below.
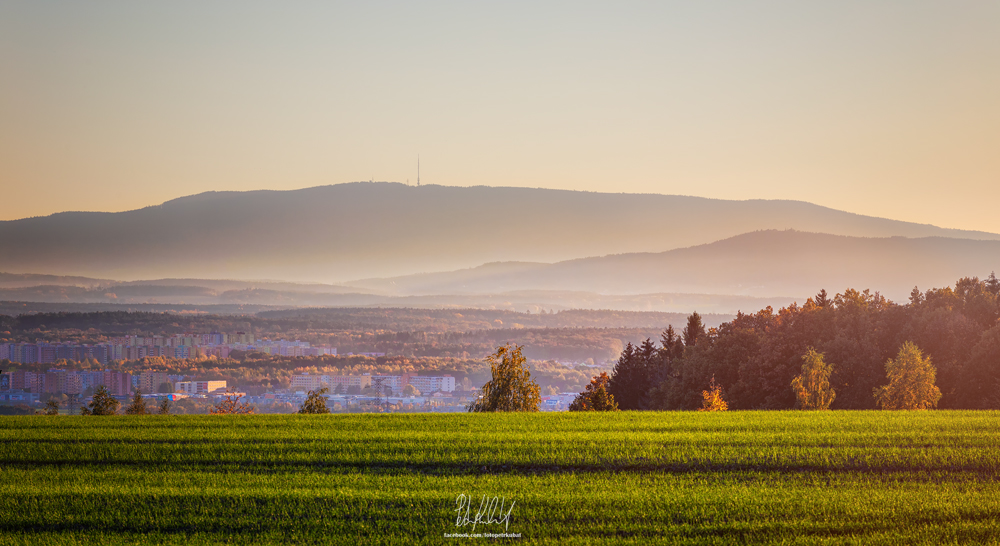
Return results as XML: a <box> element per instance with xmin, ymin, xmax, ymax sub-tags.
<box><xmin>2</xmin><ymin>182</ymin><xmax>997</xmax><ymax>282</ymax></box>
<box><xmin>2</xmin><ymin>183</ymin><xmax>998</xmax><ymax>313</ymax></box>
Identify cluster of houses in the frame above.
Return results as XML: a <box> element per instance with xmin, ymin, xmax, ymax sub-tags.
<box><xmin>0</xmin><ymin>333</ymin><xmax>336</xmax><ymax>365</ymax></box>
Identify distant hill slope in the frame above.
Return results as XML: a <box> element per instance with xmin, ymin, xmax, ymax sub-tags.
<box><xmin>2</xmin><ymin>182</ymin><xmax>997</xmax><ymax>282</ymax></box>
<box><xmin>0</xmin><ymin>285</ymin><xmax>796</xmax><ymax>314</ymax></box>
<box><xmin>0</xmin><ymin>272</ymin><xmax>112</xmax><ymax>288</ymax></box>
<box><xmin>346</xmin><ymin>230</ymin><xmax>1000</xmax><ymax>302</ymax></box>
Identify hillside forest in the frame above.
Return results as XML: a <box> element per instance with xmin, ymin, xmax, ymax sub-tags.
<box><xmin>608</xmin><ymin>275</ymin><xmax>1000</xmax><ymax>410</ymax></box>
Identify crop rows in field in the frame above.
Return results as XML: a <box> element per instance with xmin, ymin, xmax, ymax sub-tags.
<box><xmin>3</xmin><ymin>412</ymin><xmax>1000</xmax><ymax>544</ymax></box>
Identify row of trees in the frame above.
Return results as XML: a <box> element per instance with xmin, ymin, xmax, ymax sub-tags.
<box><xmin>603</xmin><ymin>276</ymin><xmax>999</xmax><ymax>411</ymax></box>
<box><xmin>63</xmin><ymin>386</ymin><xmax>255</xmax><ymax>415</ymax></box>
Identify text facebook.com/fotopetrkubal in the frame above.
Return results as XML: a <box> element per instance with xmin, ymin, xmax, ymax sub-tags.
<box><xmin>444</xmin><ymin>533</ymin><xmax>522</xmax><ymax>538</ymax></box>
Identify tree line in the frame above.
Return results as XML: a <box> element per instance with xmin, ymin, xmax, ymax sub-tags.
<box><xmin>602</xmin><ymin>276</ymin><xmax>1000</xmax><ymax>410</ymax></box>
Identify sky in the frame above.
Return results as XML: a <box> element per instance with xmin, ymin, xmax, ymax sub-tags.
<box><xmin>2</xmin><ymin>1</ymin><xmax>998</xmax><ymax>232</ymax></box>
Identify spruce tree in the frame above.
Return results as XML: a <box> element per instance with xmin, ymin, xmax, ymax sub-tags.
<box><xmin>607</xmin><ymin>342</ymin><xmax>649</xmax><ymax>410</ymax></box>
<box><xmin>124</xmin><ymin>389</ymin><xmax>147</xmax><ymax>415</ymax></box>
<box><xmin>683</xmin><ymin>312</ymin><xmax>705</xmax><ymax>348</ymax></box>
<box><xmin>81</xmin><ymin>385</ymin><xmax>120</xmax><ymax>416</ymax></box>
<box><xmin>815</xmin><ymin>289</ymin><xmax>831</xmax><ymax>308</ymax></box>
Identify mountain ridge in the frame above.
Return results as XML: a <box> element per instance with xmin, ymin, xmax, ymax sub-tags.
<box><xmin>345</xmin><ymin>230</ymin><xmax>1000</xmax><ymax>301</ymax></box>
<box><xmin>2</xmin><ymin>182</ymin><xmax>998</xmax><ymax>282</ymax></box>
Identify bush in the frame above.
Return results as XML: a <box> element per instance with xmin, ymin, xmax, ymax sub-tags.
<box><xmin>569</xmin><ymin>372</ymin><xmax>618</xmax><ymax>411</ymax></box>
<box><xmin>699</xmin><ymin>376</ymin><xmax>728</xmax><ymax>412</ymax></box>
<box><xmin>298</xmin><ymin>388</ymin><xmax>331</xmax><ymax>414</ymax></box>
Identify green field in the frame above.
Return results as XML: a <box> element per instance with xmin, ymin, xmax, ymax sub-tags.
<box><xmin>3</xmin><ymin>412</ymin><xmax>1000</xmax><ymax>545</ymax></box>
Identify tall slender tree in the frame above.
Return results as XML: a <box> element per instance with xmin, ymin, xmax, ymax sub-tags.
<box><xmin>660</xmin><ymin>325</ymin><xmax>685</xmax><ymax>361</ymax></box>
<box><xmin>791</xmin><ymin>348</ymin><xmax>836</xmax><ymax>410</ymax></box>
<box><xmin>815</xmin><ymin>289</ymin><xmax>831</xmax><ymax>308</ymax></box>
<box><xmin>607</xmin><ymin>342</ymin><xmax>649</xmax><ymax>410</ymax></box>
<box><xmin>124</xmin><ymin>389</ymin><xmax>147</xmax><ymax>415</ymax></box>
<box><xmin>683</xmin><ymin>312</ymin><xmax>705</xmax><ymax>348</ymax></box>
<box><xmin>987</xmin><ymin>272</ymin><xmax>1000</xmax><ymax>296</ymax></box>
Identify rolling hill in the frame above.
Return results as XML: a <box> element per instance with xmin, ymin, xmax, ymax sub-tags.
<box><xmin>2</xmin><ymin>182</ymin><xmax>997</xmax><ymax>282</ymax></box>
<box><xmin>346</xmin><ymin>230</ymin><xmax>1000</xmax><ymax>302</ymax></box>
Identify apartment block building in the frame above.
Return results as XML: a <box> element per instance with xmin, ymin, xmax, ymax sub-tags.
<box><xmin>290</xmin><ymin>374</ymin><xmax>325</xmax><ymax>392</ymax></box>
<box><xmin>324</xmin><ymin>375</ymin><xmax>372</xmax><ymax>392</ymax></box>
<box><xmin>139</xmin><ymin>371</ymin><xmax>171</xmax><ymax>394</ymax></box>
<box><xmin>406</xmin><ymin>375</ymin><xmax>456</xmax><ymax>394</ymax></box>
<box><xmin>174</xmin><ymin>380</ymin><xmax>227</xmax><ymax>395</ymax></box>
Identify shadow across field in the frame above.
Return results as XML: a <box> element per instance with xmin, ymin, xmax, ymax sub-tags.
<box><xmin>5</xmin><ymin>457</ymin><xmax>1000</xmax><ymax>479</ymax></box>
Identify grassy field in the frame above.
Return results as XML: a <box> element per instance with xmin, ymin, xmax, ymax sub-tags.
<box><xmin>3</xmin><ymin>411</ymin><xmax>1000</xmax><ymax>544</ymax></box>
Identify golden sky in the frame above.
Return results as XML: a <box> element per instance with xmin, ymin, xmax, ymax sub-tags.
<box><xmin>2</xmin><ymin>1</ymin><xmax>998</xmax><ymax>232</ymax></box>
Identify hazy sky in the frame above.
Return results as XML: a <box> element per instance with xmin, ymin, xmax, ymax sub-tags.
<box><xmin>2</xmin><ymin>1</ymin><xmax>998</xmax><ymax>231</ymax></box>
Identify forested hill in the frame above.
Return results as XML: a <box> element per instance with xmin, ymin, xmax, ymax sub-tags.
<box><xmin>348</xmin><ymin>230</ymin><xmax>1000</xmax><ymax>302</ymax></box>
<box><xmin>2</xmin><ymin>182</ymin><xmax>997</xmax><ymax>282</ymax></box>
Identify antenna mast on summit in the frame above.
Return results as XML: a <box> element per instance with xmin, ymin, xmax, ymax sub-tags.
<box><xmin>417</xmin><ymin>155</ymin><xmax>420</xmax><ymax>186</ymax></box>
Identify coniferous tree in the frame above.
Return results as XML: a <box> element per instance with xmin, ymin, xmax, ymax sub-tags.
<box><xmin>815</xmin><ymin>289</ymin><xmax>831</xmax><ymax>308</ymax></box>
<box><xmin>158</xmin><ymin>399</ymin><xmax>171</xmax><ymax>415</ymax></box>
<box><xmin>660</xmin><ymin>325</ymin><xmax>685</xmax><ymax>361</ymax></box>
<box><xmin>80</xmin><ymin>385</ymin><xmax>120</xmax><ymax>416</ymax></box>
<box><xmin>607</xmin><ymin>343</ymin><xmax>648</xmax><ymax>410</ymax></box>
<box><xmin>791</xmin><ymin>348</ymin><xmax>836</xmax><ymax>410</ymax></box>
<box><xmin>124</xmin><ymin>389</ymin><xmax>147</xmax><ymax>415</ymax></box>
<box><xmin>44</xmin><ymin>399</ymin><xmax>59</xmax><ymax>415</ymax></box>
<box><xmin>985</xmin><ymin>271</ymin><xmax>1000</xmax><ymax>297</ymax></box>
<box><xmin>683</xmin><ymin>312</ymin><xmax>705</xmax><ymax>348</ymax></box>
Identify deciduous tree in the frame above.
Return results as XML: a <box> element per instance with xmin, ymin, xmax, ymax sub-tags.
<box><xmin>699</xmin><ymin>376</ymin><xmax>728</xmax><ymax>412</ymax></box>
<box><xmin>569</xmin><ymin>372</ymin><xmax>618</xmax><ymax>411</ymax></box>
<box><xmin>791</xmin><ymin>348</ymin><xmax>836</xmax><ymax>410</ymax></box>
<box><xmin>402</xmin><ymin>384</ymin><xmax>420</xmax><ymax>396</ymax></box>
<box><xmin>468</xmin><ymin>344</ymin><xmax>541</xmax><ymax>412</ymax></box>
<box><xmin>298</xmin><ymin>387</ymin><xmax>331</xmax><ymax>414</ymax></box>
<box><xmin>210</xmin><ymin>389</ymin><xmax>255</xmax><ymax>415</ymax></box>
<box><xmin>874</xmin><ymin>342</ymin><xmax>942</xmax><ymax>410</ymax></box>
